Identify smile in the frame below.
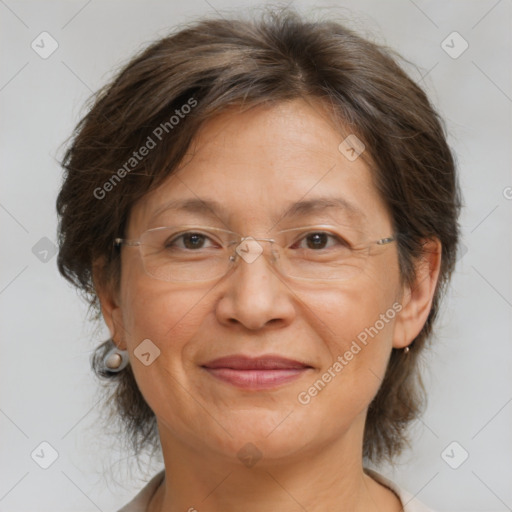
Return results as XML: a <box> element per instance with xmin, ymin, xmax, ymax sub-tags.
<box><xmin>201</xmin><ymin>354</ymin><xmax>313</xmax><ymax>390</ymax></box>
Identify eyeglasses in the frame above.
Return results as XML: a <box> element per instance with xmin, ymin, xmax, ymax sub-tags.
<box><xmin>114</xmin><ymin>224</ymin><xmax>396</xmax><ymax>283</ymax></box>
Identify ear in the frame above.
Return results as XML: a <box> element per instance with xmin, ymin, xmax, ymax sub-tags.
<box><xmin>92</xmin><ymin>257</ymin><xmax>127</xmax><ymax>350</ymax></box>
<box><xmin>392</xmin><ymin>238</ymin><xmax>442</xmax><ymax>349</ymax></box>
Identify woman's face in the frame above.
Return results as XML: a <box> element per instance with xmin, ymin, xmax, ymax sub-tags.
<box><xmin>107</xmin><ymin>98</ymin><xmax>411</xmax><ymax>464</ymax></box>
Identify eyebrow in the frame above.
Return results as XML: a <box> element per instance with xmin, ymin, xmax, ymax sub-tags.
<box><xmin>150</xmin><ymin>196</ymin><xmax>367</xmax><ymax>226</ymax></box>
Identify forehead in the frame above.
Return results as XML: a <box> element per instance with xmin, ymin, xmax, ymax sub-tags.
<box><xmin>129</xmin><ymin>98</ymin><xmax>391</xmax><ymax>234</ymax></box>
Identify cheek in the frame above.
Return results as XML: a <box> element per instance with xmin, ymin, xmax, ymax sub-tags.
<box><xmin>296</xmin><ymin>273</ymin><xmax>399</xmax><ymax>413</ymax></box>
<box><xmin>121</xmin><ymin>279</ymin><xmax>210</xmax><ymax>348</ymax></box>
<box><xmin>118</xmin><ymin>275</ymin><xmax>215</xmax><ymax>419</ymax></box>
<box><xmin>117</xmin><ymin>254</ymin><xmax>216</xmax><ymax>381</ymax></box>
<box><xmin>307</xmin><ymin>283</ymin><xmax>396</xmax><ymax>360</ymax></box>
<box><xmin>118</xmin><ymin>250</ymin><xmax>196</xmax><ymax>335</ymax></box>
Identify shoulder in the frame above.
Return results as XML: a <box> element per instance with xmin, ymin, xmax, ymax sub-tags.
<box><xmin>365</xmin><ymin>468</ymin><xmax>437</xmax><ymax>512</ymax></box>
<box><xmin>116</xmin><ymin>471</ymin><xmax>165</xmax><ymax>512</ymax></box>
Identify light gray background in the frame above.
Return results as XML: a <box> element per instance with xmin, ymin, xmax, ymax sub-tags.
<box><xmin>1</xmin><ymin>1</ymin><xmax>511</xmax><ymax>511</ymax></box>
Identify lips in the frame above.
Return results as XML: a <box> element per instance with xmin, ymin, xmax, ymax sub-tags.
<box><xmin>202</xmin><ymin>354</ymin><xmax>311</xmax><ymax>370</ymax></box>
<box><xmin>201</xmin><ymin>355</ymin><xmax>312</xmax><ymax>390</ymax></box>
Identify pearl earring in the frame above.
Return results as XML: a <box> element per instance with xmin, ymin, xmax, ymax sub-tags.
<box><xmin>103</xmin><ymin>342</ymin><xmax>129</xmax><ymax>372</ymax></box>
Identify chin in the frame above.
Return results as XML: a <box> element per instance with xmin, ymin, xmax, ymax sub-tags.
<box><xmin>201</xmin><ymin>413</ymin><xmax>316</xmax><ymax>463</ymax></box>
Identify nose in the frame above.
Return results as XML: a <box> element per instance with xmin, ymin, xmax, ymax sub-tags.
<box><xmin>215</xmin><ymin>237</ymin><xmax>296</xmax><ymax>330</ymax></box>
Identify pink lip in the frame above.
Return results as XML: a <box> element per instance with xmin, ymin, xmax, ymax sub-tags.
<box><xmin>201</xmin><ymin>355</ymin><xmax>312</xmax><ymax>390</ymax></box>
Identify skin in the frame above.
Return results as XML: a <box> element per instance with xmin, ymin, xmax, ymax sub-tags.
<box><xmin>97</xmin><ymin>97</ymin><xmax>441</xmax><ymax>512</ymax></box>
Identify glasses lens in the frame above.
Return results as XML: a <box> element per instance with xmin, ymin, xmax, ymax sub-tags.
<box><xmin>274</xmin><ymin>227</ymin><xmax>370</xmax><ymax>281</ymax></box>
<box><xmin>139</xmin><ymin>227</ymin><xmax>232</xmax><ymax>282</ymax></box>
<box><xmin>136</xmin><ymin>225</ymin><xmax>390</xmax><ymax>282</ymax></box>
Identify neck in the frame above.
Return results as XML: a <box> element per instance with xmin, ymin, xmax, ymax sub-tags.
<box><xmin>147</xmin><ymin>418</ymin><xmax>401</xmax><ymax>512</ymax></box>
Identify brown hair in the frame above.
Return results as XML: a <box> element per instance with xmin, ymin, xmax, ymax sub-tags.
<box><xmin>56</xmin><ymin>7</ymin><xmax>462</xmax><ymax>464</ymax></box>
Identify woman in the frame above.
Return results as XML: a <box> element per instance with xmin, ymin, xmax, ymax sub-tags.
<box><xmin>56</xmin><ymin>8</ymin><xmax>461</xmax><ymax>512</ymax></box>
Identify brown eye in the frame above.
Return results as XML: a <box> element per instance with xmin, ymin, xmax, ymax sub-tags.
<box><xmin>166</xmin><ymin>232</ymin><xmax>215</xmax><ymax>250</ymax></box>
<box><xmin>295</xmin><ymin>232</ymin><xmax>349</xmax><ymax>251</ymax></box>
<box><xmin>306</xmin><ymin>232</ymin><xmax>329</xmax><ymax>250</ymax></box>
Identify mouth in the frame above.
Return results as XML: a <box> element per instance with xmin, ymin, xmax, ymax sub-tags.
<box><xmin>201</xmin><ymin>354</ymin><xmax>313</xmax><ymax>390</ymax></box>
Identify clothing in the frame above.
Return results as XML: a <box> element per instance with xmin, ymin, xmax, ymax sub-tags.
<box><xmin>365</xmin><ymin>469</ymin><xmax>436</xmax><ymax>512</ymax></box>
<box><xmin>117</xmin><ymin>468</ymin><xmax>436</xmax><ymax>512</ymax></box>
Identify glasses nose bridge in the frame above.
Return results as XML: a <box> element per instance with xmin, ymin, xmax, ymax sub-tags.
<box><xmin>228</xmin><ymin>235</ymin><xmax>279</xmax><ymax>268</ymax></box>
